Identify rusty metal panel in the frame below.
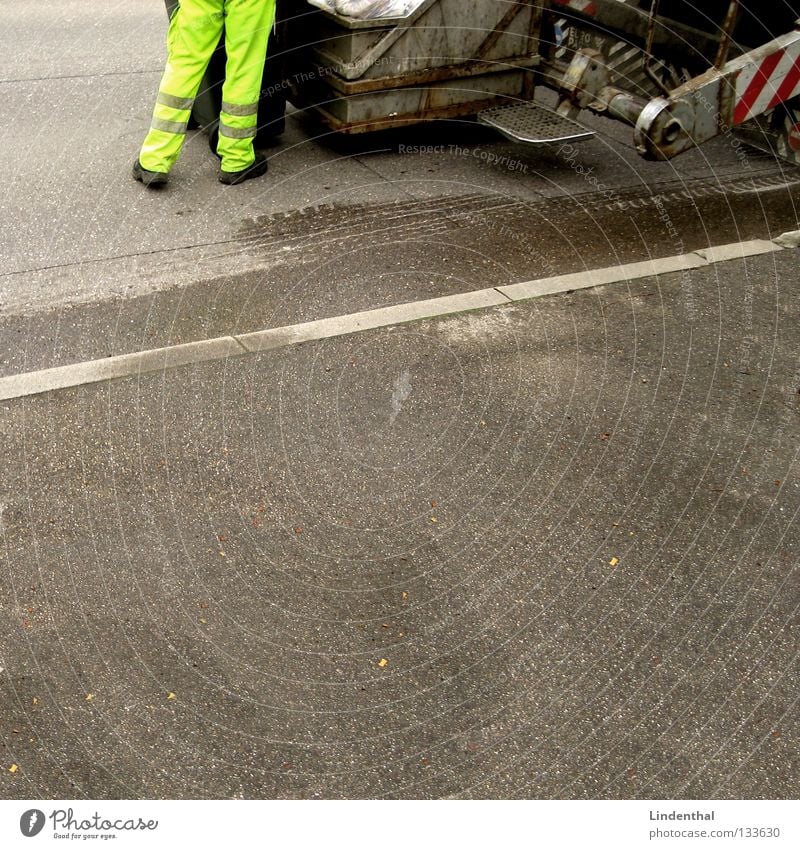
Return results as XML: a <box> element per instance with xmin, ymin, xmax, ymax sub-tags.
<box><xmin>318</xmin><ymin>55</ymin><xmax>540</xmax><ymax>95</ymax></box>
<box><xmin>296</xmin><ymin>67</ymin><xmax>534</xmax><ymax>133</ymax></box>
<box><xmin>306</xmin><ymin>0</ymin><xmax>541</xmax><ymax>82</ymax></box>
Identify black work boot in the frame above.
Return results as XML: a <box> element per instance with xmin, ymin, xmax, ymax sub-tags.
<box><xmin>132</xmin><ymin>159</ymin><xmax>168</xmax><ymax>187</ymax></box>
<box><xmin>218</xmin><ymin>153</ymin><xmax>268</xmax><ymax>185</ymax></box>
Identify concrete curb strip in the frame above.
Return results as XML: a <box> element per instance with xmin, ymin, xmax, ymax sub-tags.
<box><xmin>0</xmin><ymin>337</ymin><xmax>244</xmax><ymax>402</ymax></box>
<box><xmin>497</xmin><ymin>253</ymin><xmax>708</xmax><ymax>301</ymax></box>
<box><xmin>0</xmin><ymin>237</ymin><xmax>792</xmax><ymax>404</ymax></box>
<box><xmin>695</xmin><ymin>239</ymin><xmax>783</xmax><ymax>263</ymax></box>
<box><xmin>236</xmin><ymin>289</ymin><xmax>509</xmax><ymax>353</ymax></box>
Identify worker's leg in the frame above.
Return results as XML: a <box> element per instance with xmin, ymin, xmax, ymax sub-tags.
<box><xmin>139</xmin><ymin>0</ymin><xmax>225</xmax><ymax>173</ymax></box>
<box><xmin>218</xmin><ymin>0</ymin><xmax>277</xmax><ymax>173</ymax></box>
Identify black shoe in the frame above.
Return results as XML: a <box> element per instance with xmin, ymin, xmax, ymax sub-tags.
<box><xmin>132</xmin><ymin>159</ymin><xmax>168</xmax><ymax>187</ymax></box>
<box><xmin>219</xmin><ymin>153</ymin><xmax>268</xmax><ymax>185</ymax></box>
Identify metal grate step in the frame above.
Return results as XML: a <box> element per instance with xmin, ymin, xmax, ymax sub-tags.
<box><xmin>478</xmin><ymin>102</ymin><xmax>595</xmax><ymax>145</ymax></box>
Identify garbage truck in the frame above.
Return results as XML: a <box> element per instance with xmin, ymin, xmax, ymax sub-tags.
<box><xmin>169</xmin><ymin>1</ymin><xmax>800</xmax><ymax>164</ymax></box>
<box><xmin>286</xmin><ymin>0</ymin><xmax>800</xmax><ymax>161</ymax></box>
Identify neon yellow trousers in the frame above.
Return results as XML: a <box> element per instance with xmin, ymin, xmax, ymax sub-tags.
<box><xmin>139</xmin><ymin>0</ymin><xmax>276</xmax><ymax>174</ymax></box>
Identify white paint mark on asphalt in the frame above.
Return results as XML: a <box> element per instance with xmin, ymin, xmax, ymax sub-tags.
<box><xmin>390</xmin><ymin>370</ymin><xmax>412</xmax><ymax>425</ymax></box>
<box><xmin>438</xmin><ymin>309</ymin><xmax>515</xmax><ymax>345</ymax></box>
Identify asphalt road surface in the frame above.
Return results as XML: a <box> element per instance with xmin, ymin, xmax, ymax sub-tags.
<box><xmin>0</xmin><ymin>0</ymin><xmax>798</xmax><ymax>800</ymax></box>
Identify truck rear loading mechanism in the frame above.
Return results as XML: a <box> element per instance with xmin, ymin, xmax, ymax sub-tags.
<box><xmin>282</xmin><ymin>0</ymin><xmax>800</xmax><ymax>164</ymax></box>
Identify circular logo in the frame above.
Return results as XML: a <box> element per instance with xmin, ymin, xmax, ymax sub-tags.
<box><xmin>20</xmin><ymin>810</ymin><xmax>45</xmax><ymax>837</ymax></box>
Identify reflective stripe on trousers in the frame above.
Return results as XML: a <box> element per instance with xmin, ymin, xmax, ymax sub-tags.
<box><xmin>139</xmin><ymin>0</ymin><xmax>276</xmax><ymax>174</ymax></box>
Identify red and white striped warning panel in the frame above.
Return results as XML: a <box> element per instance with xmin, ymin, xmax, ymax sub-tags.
<box><xmin>734</xmin><ymin>34</ymin><xmax>800</xmax><ymax>125</ymax></box>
